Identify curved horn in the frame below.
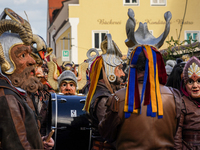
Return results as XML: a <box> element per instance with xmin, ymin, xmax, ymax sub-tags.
<box><xmin>21</xmin><ymin>20</ymin><xmax>33</xmax><ymax>45</ymax></box>
<box><xmin>125</xmin><ymin>8</ymin><xmax>138</xmax><ymax>47</ymax></box>
<box><xmin>72</xmin><ymin>62</ymin><xmax>75</xmax><ymax>68</ymax></box>
<box><xmin>45</xmin><ymin>47</ymin><xmax>53</xmax><ymax>58</ymax></box>
<box><xmin>0</xmin><ymin>8</ymin><xmax>33</xmax><ymax>45</ymax></box>
<box><xmin>32</xmin><ymin>34</ymin><xmax>47</xmax><ymax>51</ymax></box>
<box><xmin>62</xmin><ymin>62</ymin><xmax>67</xmax><ymax>70</ymax></box>
<box><xmin>62</xmin><ymin>62</ymin><xmax>72</xmax><ymax>71</ymax></box>
<box><xmin>101</xmin><ymin>40</ymin><xmax>107</xmax><ymax>54</ymax></box>
<box><xmin>0</xmin><ymin>19</ymin><xmax>33</xmax><ymax>45</ymax></box>
<box><xmin>86</xmin><ymin>48</ymin><xmax>99</xmax><ymax>61</ymax></box>
<box><xmin>155</xmin><ymin>11</ymin><xmax>172</xmax><ymax>48</ymax></box>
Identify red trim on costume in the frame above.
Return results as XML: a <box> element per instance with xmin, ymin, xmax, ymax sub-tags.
<box><xmin>134</xmin><ymin>71</ymin><xmax>140</xmax><ymax>109</ymax></box>
<box><xmin>144</xmin><ymin>73</ymin><xmax>150</xmax><ymax>105</ymax></box>
<box><xmin>56</xmin><ymin>64</ymin><xmax>62</xmax><ymax>74</ymax></box>
<box><xmin>46</xmin><ymin>55</ymin><xmax>50</xmax><ymax>62</ymax></box>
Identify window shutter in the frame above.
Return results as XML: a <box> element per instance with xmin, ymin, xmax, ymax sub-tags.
<box><xmin>187</xmin><ymin>33</ymin><xmax>191</xmax><ymax>40</ymax></box>
<box><xmin>193</xmin><ymin>33</ymin><xmax>198</xmax><ymax>40</ymax></box>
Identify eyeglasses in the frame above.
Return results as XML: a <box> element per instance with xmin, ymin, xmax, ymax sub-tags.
<box><xmin>186</xmin><ymin>78</ymin><xmax>200</xmax><ymax>85</ymax></box>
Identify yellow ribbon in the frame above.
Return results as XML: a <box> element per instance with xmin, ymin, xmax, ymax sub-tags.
<box><xmin>124</xmin><ymin>77</ymin><xmax>129</xmax><ymax>112</ymax></box>
<box><xmin>83</xmin><ymin>57</ymin><xmax>103</xmax><ymax>112</ymax></box>
<box><xmin>124</xmin><ymin>48</ymin><xmax>138</xmax><ymax>113</ymax></box>
<box><xmin>145</xmin><ymin>45</ymin><xmax>157</xmax><ymax>113</ymax></box>
<box><xmin>155</xmin><ymin>64</ymin><xmax>163</xmax><ymax>116</ymax></box>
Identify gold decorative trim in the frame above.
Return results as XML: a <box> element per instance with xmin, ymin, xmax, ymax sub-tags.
<box><xmin>188</xmin><ymin>62</ymin><xmax>200</xmax><ymax>77</ymax></box>
<box><xmin>4</xmin><ymin>8</ymin><xmax>24</xmax><ymax>24</ymax></box>
<box><xmin>6</xmin><ymin>42</ymin><xmax>23</xmax><ymax>74</ymax></box>
<box><xmin>47</xmin><ymin>61</ymin><xmax>58</xmax><ymax>90</ymax></box>
<box><xmin>0</xmin><ymin>43</ymin><xmax>11</xmax><ymax>73</ymax></box>
<box><xmin>44</xmin><ymin>47</ymin><xmax>53</xmax><ymax>58</ymax></box>
<box><xmin>77</xmin><ymin>62</ymin><xmax>88</xmax><ymax>90</ymax></box>
<box><xmin>101</xmin><ymin>40</ymin><xmax>107</xmax><ymax>54</ymax></box>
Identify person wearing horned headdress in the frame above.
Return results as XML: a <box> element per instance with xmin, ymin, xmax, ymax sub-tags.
<box><xmin>98</xmin><ymin>9</ymin><xmax>183</xmax><ymax>150</ymax></box>
<box><xmin>173</xmin><ymin>56</ymin><xmax>200</xmax><ymax>149</ymax></box>
<box><xmin>30</xmin><ymin>34</ymin><xmax>55</xmax><ymax>141</ymax></box>
<box><xmin>0</xmin><ymin>8</ymin><xmax>53</xmax><ymax>149</ymax></box>
<box><xmin>83</xmin><ymin>34</ymin><xmax>125</xmax><ymax>150</ymax></box>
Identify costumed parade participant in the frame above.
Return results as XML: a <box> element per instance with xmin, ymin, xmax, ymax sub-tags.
<box><xmin>83</xmin><ymin>33</ymin><xmax>125</xmax><ymax>150</ymax></box>
<box><xmin>30</xmin><ymin>34</ymin><xmax>53</xmax><ymax>137</ymax></box>
<box><xmin>174</xmin><ymin>56</ymin><xmax>200</xmax><ymax>149</ymax></box>
<box><xmin>0</xmin><ymin>8</ymin><xmax>53</xmax><ymax>149</ymax></box>
<box><xmin>58</xmin><ymin>70</ymin><xmax>77</xmax><ymax>95</ymax></box>
<box><xmin>61</xmin><ymin>61</ymin><xmax>88</xmax><ymax>94</ymax></box>
<box><xmin>98</xmin><ymin>9</ymin><xmax>182</xmax><ymax>150</ymax></box>
<box><xmin>166</xmin><ymin>60</ymin><xmax>186</xmax><ymax>94</ymax></box>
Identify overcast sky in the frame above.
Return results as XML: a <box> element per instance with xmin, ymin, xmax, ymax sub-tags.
<box><xmin>0</xmin><ymin>0</ymin><xmax>47</xmax><ymax>41</ymax></box>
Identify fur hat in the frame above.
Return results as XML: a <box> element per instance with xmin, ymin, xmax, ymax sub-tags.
<box><xmin>165</xmin><ymin>60</ymin><xmax>177</xmax><ymax>76</ymax></box>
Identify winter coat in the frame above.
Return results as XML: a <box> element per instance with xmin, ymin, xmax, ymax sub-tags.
<box><xmin>99</xmin><ymin>84</ymin><xmax>182</xmax><ymax>150</ymax></box>
<box><xmin>0</xmin><ymin>78</ymin><xmax>43</xmax><ymax>150</ymax></box>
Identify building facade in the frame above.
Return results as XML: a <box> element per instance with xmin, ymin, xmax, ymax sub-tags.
<box><xmin>47</xmin><ymin>0</ymin><xmax>200</xmax><ymax>65</ymax></box>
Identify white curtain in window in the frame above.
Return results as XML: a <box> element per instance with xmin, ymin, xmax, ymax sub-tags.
<box><xmin>159</xmin><ymin>0</ymin><xmax>165</xmax><ymax>3</ymax></box>
<box><xmin>152</xmin><ymin>0</ymin><xmax>165</xmax><ymax>4</ymax></box>
<box><xmin>153</xmin><ymin>0</ymin><xmax>158</xmax><ymax>3</ymax></box>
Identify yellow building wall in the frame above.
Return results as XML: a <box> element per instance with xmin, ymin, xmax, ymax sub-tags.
<box><xmin>56</xmin><ymin>27</ymin><xmax>71</xmax><ymax>66</ymax></box>
<box><xmin>69</xmin><ymin>0</ymin><xmax>200</xmax><ymax>64</ymax></box>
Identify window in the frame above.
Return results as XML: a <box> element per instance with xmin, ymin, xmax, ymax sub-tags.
<box><xmin>185</xmin><ymin>31</ymin><xmax>200</xmax><ymax>44</ymax></box>
<box><xmin>92</xmin><ymin>31</ymin><xmax>109</xmax><ymax>50</ymax></box>
<box><xmin>124</xmin><ymin>0</ymin><xmax>139</xmax><ymax>6</ymax></box>
<box><xmin>151</xmin><ymin>0</ymin><xmax>166</xmax><ymax>6</ymax></box>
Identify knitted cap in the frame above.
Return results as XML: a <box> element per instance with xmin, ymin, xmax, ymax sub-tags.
<box><xmin>58</xmin><ymin>70</ymin><xmax>77</xmax><ymax>87</ymax></box>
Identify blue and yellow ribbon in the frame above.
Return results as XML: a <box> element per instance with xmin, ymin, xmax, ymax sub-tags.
<box><xmin>124</xmin><ymin>45</ymin><xmax>163</xmax><ymax>119</ymax></box>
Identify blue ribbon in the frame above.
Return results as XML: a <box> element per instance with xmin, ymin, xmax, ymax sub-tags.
<box><xmin>152</xmin><ymin>48</ymin><xmax>163</xmax><ymax>119</ymax></box>
<box><xmin>125</xmin><ymin>112</ymin><xmax>131</xmax><ymax>118</ymax></box>
<box><xmin>140</xmin><ymin>47</ymin><xmax>149</xmax><ymax>114</ymax></box>
<box><xmin>147</xmin><ymin>48</ymin><xmax>157</xmax><ymax>117</ymax></box>
<box><xmin>146</xmin><ymin>47</ymin><xmax>163</xmax><ymax>118</ymax></box>
<box><xmin>147</xmin><ymin>99</ymin><xmax>157</xmax><ymax>117</ymax></box>
<box><xmin>127</xmin><ymin>47</ymin><xmax>143</xmax><ymax>113</ymax></box>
